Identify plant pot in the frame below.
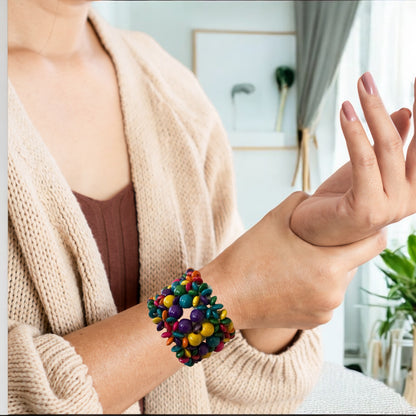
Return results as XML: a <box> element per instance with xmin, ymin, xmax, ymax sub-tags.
<box><xmin>404</xmin><ymin>326</ymin><xmax>416</xmax><ymax>407</ymax></box>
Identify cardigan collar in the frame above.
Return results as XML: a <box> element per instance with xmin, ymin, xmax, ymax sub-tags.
<box><xmin>8</xmin><ymin>7</ymin><xmax>186</xmax><ymax>329</ymax></box>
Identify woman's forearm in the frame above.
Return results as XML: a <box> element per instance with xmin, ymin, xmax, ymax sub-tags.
<box><xmin>64</xmin><ymin>302</ymin><xmax>181</xmax><ymax>414</ymax></box>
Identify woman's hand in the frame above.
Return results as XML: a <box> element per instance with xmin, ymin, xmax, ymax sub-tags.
<box><xmin>201</xmin><ymin>191</ymin><xmax>387</xmax><ymax>331</ymax></box>
<box><xmin>290</xmin><ymin>73</ymin><xmax>415</xmax><ymax>247</ymax></box>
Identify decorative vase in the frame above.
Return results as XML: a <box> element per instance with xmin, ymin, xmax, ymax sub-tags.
<box><xmin>404</xmin><ymin>326</ymin><xmax>416</xmax><ymax>407</ymax></box>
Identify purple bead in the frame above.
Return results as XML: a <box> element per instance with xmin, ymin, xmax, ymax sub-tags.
<box><xmin>168</xmin><ymin>305</ymin><xmax>183</xmax><ymax>319</ymax></box>
<box><xmin>158</xmin><ymin>305</ymin><xmax>167</xmax><ymax>311</ymax></box>
<box><xmin>200</xmin><ymin>296</ymin><xmax>209</xmax><ymax>305</ymax></box>
<box><xmin>178</xmin><ymin>318</ymin><xmax>193</xmax><ymax>334</ymax></box>
<box><xmin>161</xmin><ymin>288</ymin><xmax>172</xmax><ymax>296</ymax></box>
<box><xmin>174</xmin><ymin>337</ymin><xmax>182</xmax><ymax>346</ymax></box>
<box><xmin>190</xmin><ymin>309</ymin><xmax>205</xmax><ymax>323</ymax></box>
<box><xmin>173</xmin><ymin>296</ymin><xmax>180</xmax><ymax>305</ymax></box>
<box><xmin>198</xmin><ymin>342</ymin><xmax>209</xmax><ymax>356</ymax></box>
<box><xmin>157</xmin><ymin>321</ymin><xmax>164</xmax><ymax>331</ymax></box>
<box><xmin>193</xmin><ymin>323</ymin><xmax>202</xmax><ymax>332</ymax></box>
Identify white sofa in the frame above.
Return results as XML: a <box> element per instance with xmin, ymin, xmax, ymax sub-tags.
<box><xmin>296</xmin><ymin>362</ymin><xmax>416</xmax><ymax>414</ymax></box>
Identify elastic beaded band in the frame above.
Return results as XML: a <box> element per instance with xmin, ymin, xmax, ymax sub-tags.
<box><xmin>147</xmin><ymin>268</ymin><xmax>235</xmax><ymax>366</ymax></box>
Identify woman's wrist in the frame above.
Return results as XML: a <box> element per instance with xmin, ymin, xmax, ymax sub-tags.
<box><xmin>241</xmin><ymin>328</ymin><xmax>300</xmax><ymax>354</ymax></box>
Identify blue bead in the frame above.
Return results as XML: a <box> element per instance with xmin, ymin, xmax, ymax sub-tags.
<box><xmin>148</xmin><ymin>307</ymin><xmax>157</xmax><ymax>318</ymax></box>
<box><xmin>173</xmin><ymin>331</ymin><xmax>184</xmax><ymax>338</ymax></box>
<box><xmin>185</xmin><ymin>359</ymin><xmax>194</xmax><ymax>367</ymax></box>
<box><xmin>211</xmin><ymin>304</ymin><xmax>223</xmax><ymax>310</ymax></box>
<box><xmin>206</xmin><ymin>309</ymin><xmax>212</xmax><ymax>319</ymax></box>
<box><xmin>211</xmin><ymin>311</ymin><xmax>219</xmax><ymax>320</ymax></box>
<box><xmin>192</xmin><ymin>281</ymin><xmax>199</xmax><ymax>291</ymax></box>
<box><xmin>196</xmin><ymin>305</ymin><xmax>207</xmax><ymax>310</ymax></box>
<box><xmin>206</xmin><ymin>336</ymin><xmax>221</xmax><ymax>348</ymax></box>
<box><xmin>201</xmin><ymin>288</ymin><xmax>213</xmax><ymax>297</ymax></box>
<box><xmin>171</xmin><ymin>345</ymin><xmax>183</xmax><ymax>353</ymax></box>
<box><xmin>179</xmin><ymin>294</ymin><xmax>193</xmax><ymax>308</ymax></box>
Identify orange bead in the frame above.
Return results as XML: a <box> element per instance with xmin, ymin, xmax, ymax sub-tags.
<box><xmin>166</xmin><ymin>336</ymin><xmax>174</xmax><ymax>346</ymax></box>
<box><xmin>182</xmin><ymin>337</ymin><xmax>189</xmax><ymax>348</ymax></box>
<box><xmin>192</xmin><ymin>270</ymin><xmax>201</xmax><ymax>278</ymax></box>
<box><xmin>162</xmin><ymin>310</ymin><xmax>168</xmax><ymax>321</ymax></box>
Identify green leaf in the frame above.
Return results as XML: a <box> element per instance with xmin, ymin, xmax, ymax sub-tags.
<box><xmin>408</xmin><ymin>234</ymin><xmax>416</xmax><ymax>263</ymax></box>
<box><xmin>380</xmin><ymin>249</ymin><xmax>414</xmax><ymax>277</ymax></box>
<box><xmin>275</xmin><ymin>66</ymin><xmax>295</xmax><ymax>91</ymax></box>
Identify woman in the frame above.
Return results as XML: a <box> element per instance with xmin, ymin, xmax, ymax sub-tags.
<box><xmin>8</xmin><ymin>0</ymin><xmax>415</xmax><ymax>414</ymax></box>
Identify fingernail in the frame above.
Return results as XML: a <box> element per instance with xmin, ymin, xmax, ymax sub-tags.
<box><xmin>342</xmin><ymin>101</ymin><xmax>358</xmax><ymax>122</ymax></box>
<box><xmin>400</xmin><ymin>107</ymin><xmax>412</xmax><ymax>119</ymax></box>
<box><xmin>361</xmin><ymin>72</ymin><xmax>378</xmax><ymax>95</ymax></box>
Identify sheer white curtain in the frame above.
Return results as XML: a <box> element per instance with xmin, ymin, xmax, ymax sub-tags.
<box><xmin>337</xmin><ymin>0</ymin><xmax>416</xmax><ymax>374</ymax></box>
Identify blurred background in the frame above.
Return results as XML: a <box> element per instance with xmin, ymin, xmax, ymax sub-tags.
<box><xmin>93</xmin><ymin>0</ymin><xmax>416</xmax><ymax>396</ymax></box>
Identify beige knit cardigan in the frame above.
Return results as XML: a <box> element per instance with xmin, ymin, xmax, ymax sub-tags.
<box><xmin>8</xmin><ymin>8</ymin><xmax>322</xmax><ymax>414</ymax></box>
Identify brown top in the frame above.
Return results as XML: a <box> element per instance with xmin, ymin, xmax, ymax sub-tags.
<box><xmin>73</xmin><ymin>183</ymin><xmax>140</xmax><ymax>312</ymax></box>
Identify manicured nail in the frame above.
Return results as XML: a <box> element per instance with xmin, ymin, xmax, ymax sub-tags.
<box><xmin>400</xmin><ymin>107</ymin><xmax>412</xmax><ymax>119</ymax></box>
<box><xmin>342</xmin><ymin>101</ymin><xmax>357</xmax><ymax>122</ymax></box>
<box><xmin>361</xmin><ymin>72</ymin><xmax>378</xmax><ymax>95</ymax></box>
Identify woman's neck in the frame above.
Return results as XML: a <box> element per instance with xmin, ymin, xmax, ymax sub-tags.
<box><xmin>8</xmin><ymin>0</ymin><xmax>93</xmax><ymax>60</ymax></box>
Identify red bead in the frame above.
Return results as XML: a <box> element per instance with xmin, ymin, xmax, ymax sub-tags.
<box><xmin>161</xmin><ymin>332</ymin><xmax>172</xmax><ymax>338</ymax></box>
<box><xmin>179</xmin><ymin>357</ymin><xmax>189</xmax><ymax>364</ymax></box>
<box><xmin>172</xmin><ymin>321</ymin><xmax>179</xmax><ymax>331</ymax></box>
<box><xmin>186</xmin><ymin>282</ymin><xmax>192</xmax><ymax>292</ymax></box>
<box><xmin>214</xmin><ymin>342</ymin><xmax>225</xmax><ymax>352</ymax></box>
<box><xmin>193</xmin><ymin>277</ymin><xmax>203</xmax><ymax>285</ymax></box>
<box><xmin>220</xmin><ymin>324</ymin><xmax>228</xmax><ymax>333</ymax></box>
<box><xmin>164</xmin><ymin>322</ymin><xmax>172</xmax><ymax>332</ymax></box>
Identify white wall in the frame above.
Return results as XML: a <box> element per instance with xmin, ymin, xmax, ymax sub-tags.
<box><xmin>93</xmin><ymin>0</ymin><xmax>342</xmax><ymax>364</ymax></box>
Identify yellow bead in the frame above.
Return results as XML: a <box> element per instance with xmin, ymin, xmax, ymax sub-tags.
<box><xmin>181</xmin><ymin>280</ymin><xmax>187</xmax><ymax>286</ymax></box>
<box><xmin>192</xmin><ymin>295</ymin><xmax>200</xmax><ymax>307</ymax></box>
<box><xmin>200</xmin><ymin>322</ymin><xmax>215</xmax><ymax>337</ymax></box>
<box><xmin>220</xmin><ymin>309</ymin><xmax>227</xmax><ymax>320</ymax></box>
<box><xmin>202</xmin><ymin>352</ymin><xmax>212</xmax><ymax>359</ymax></box>
<box><xmin>184</xmin><ymin>348</ymin><xmax>192</xmax><ymax>358</ymax></box>
<box><xmin>223</xmin><ymin>338</ymin><xmax>230</xmax><ymax>343</ymax></box>
<box><xmin>163</xmin><ymin>295</ymin><xmax>175</xmax><ymax>308</ymax></box>
<box><xmin>152</xmin><ymin>317</ymin><xmax>162</xmax><ymax>324</ymax></box>
<box><xmin>167</xmin><ymin>285</ymin><xmax>172</xmax><ymax>289</ymax></box>
<box><xmin>188</xmin><ymin>332</ymin><xmax>203</xmax><ymax>347</ymax></box>
<box><xmin>228</xmin><ymin>322</ymin><xmax>234</xmax><ymax>333</ymax></box>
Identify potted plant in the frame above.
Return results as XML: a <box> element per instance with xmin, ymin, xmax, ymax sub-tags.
<box><xmin>364</xmin><ymin>233</ymin><xmax>416</xmax><ymax>406</ymax></box>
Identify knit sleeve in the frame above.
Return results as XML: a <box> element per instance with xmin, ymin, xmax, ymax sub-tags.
<box><xmin>202</xmin><ymin>113</ymin><xmax>324</xmax><ymax>413</ymax></box>
<box><xmin>8</xmin><ymin>320</ymin><xmax>103</xmax><ymax>414</ymax></box>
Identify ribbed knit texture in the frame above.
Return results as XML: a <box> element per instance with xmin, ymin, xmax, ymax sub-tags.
<box><xmin>8</xmin><ymin>7</ymin><xmax>323</xmax><ymax>414</ymax></box>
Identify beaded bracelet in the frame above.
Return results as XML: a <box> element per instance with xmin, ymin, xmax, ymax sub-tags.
<box><xmin>147</xmin><ymin>268</ymin><xmax>235</xmax><ymax>366</ymax></box>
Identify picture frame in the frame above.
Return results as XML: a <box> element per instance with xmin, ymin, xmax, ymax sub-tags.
<box><xmin>192</xmin><ymin>29</ymin><xmax>297</xmax><ymax>148</ymax></box>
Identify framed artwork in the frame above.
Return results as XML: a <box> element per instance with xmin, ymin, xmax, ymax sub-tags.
<box><xmin>193</xmin><ymin>29</ymin><xmax>297</xmax><ymax>147</ymax></box>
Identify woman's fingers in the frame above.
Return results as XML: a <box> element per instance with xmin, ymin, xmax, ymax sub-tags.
<box><xmin>391</xmin><ymin>107</ymin><xmax>412</xmax><ymax>142</ymax></box>
<box><xmin>340</xmin><ymin>101</ymin><xmax>383</xmax><ymax>199</ymax></box>
<box><xmin>357</xmin><ymin>72</ymin><xmax>406</xmax><ymax>196</ymax></box>
<box><xmin>331</xmin><ymin>229</ymin><xmax>387</xmax><ymax>273</ymax></box>
<box><xmin>406</xmin><ymin>79</ymin><xmax>416</xmax><ymax>182</ymax></box>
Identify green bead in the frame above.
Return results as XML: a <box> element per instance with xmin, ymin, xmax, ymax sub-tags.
<box><xmin>209</xmin><ymin>318</ymin><xmax>218</xmax><ymax>325</ymax></box>
<box><xmin>199</xmin><ymin>283</ymin><xmax>208</xmax><ymax>292</ymax></box>
<box><xmin>214</xmin><ymin>324</ymin><xmax>220</xmax><ymax>332</ymax></box>
<box><xmin>174</xmin><ymin>285</ymin><xmax>187</xmax><ymax>296</ymax></box>
<box><xmin>188</xmin><ymin>290</ymin><xmax>198</xmax><ymax>297</ymax></box>
<box><xmin>221</xmin><ymin>318</ymin><xmax>231</xmax><ymax>325</ymax></box>
<box><xmin>176</xmin><ymin>350</ymin><xmax>185</xmax><ymax>358</ymax></box>
<box><xmin>210</xmin><ymin>296</ymin><xmax>217</xmax><ymax>306</ymax></box>
<box><xmin>214</xmin><ymin>331</ymin><xmax>223</xmax><ymax>338</ymax></box>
